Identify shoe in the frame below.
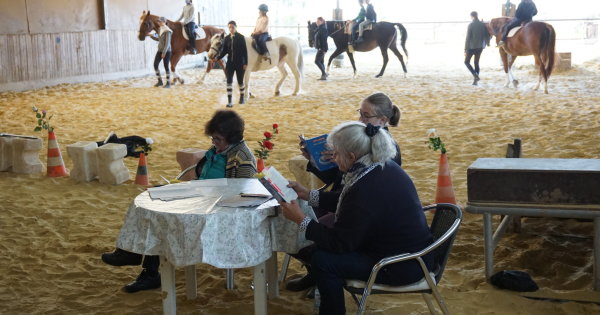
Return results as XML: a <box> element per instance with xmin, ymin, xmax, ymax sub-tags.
<box><xmin>497</xmin><ymin>40</ymin><xmax>506</xmax><ymax>48</ymax></box>
<box><xmin>226</xmin><ymin>103</ymin><xmax>233</xmax><ymax>108</ymax></box>
<box><xmin>473</xmin><ymin>75</ymin><xmax>480</xmax><ymax>86</ymax></box>
<box><xmin>101</xmin><ymin>248</ymin><xmax>142</xmax><ymax>266</ymax></box>
<box><xmin>154</xmin><ymin>78</ymin><xmax>163</xmax><ymax>87</ymax></box>
<box><xmin>318</xmin><ymin>74</ymin><xmax>327</xmax><ymax>81</ymax></box>
<box><xmin>123</xmin><ymin>269</ymin><xmax>161</xmax><ymax>293</ymax></box>
<box><xmin>239</xmin><ymin>96</ymin><xmax>245</xmax><ymax>105</ymax></box>
<box><xmin>286</xmin><ymin>273</ymin><xmax>316</xmax><ymax>292</ymax></box>
<box><xmin>163</xmin><ymin>81</ymin><xmax>171</xmax><ymax>88</ymax></box>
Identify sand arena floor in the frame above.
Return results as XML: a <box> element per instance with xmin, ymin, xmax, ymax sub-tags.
<box><xmin>1</xmin><ymin>52</ymin><xmax>600</xmax><ymax>314</ymax></box>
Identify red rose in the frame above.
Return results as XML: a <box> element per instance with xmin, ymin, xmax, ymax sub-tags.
<box><xmin>263</xmin><ymin>140</ymin><xmax>274</xmax><ymax>150</ymax></box>
<box><xmin>264</xmin><ymin>131</ymin><xmax>272</xmax><ymax>139</ymax></box>
<box><xmin>272</xmin><ymin>123</ymin><xmax>278</xmax><ymax>129</ymax></box>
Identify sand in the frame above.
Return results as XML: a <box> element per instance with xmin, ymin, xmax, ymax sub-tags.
<box><xmin>1</xmin><ymin>52</ymin><xmax>600</xmax><ymax>314</ymax></box>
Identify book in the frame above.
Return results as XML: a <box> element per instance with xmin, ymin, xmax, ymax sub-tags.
<box><xmin>299</xmin><ymin>134</ymin><xmax>337</xmax><ymax>171</ymax></box>
<box><xmin>257</xmin><ymin>166</ymin><xmax>298</xmax><ymax>203</ymax></box>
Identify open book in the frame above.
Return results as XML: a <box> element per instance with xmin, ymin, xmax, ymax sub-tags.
<box><xmin>299</xmin><ymin>134</ymin><xmax>337</xmax><ymax>171</ymax></box>
<box><xmin>257</xmin><ymin>166</ymin><xmax>298</xmax><ymax>203</ymax></box>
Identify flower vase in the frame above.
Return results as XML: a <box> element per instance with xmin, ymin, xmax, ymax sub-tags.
<box><xmin>257</xmin><ymin>158</ymin><xmax>265</xmax><ymax>172</ymax></box>
<box><xmin>435</xmin><ymin>153</ymin><xmax>457</xmax><ymax>205</ymax></box>
<box><xmin>135</xmin><ymin>152</ymin><xmax>149</xmax><ymax>185</ymax></box>
<box><xmin>46</xmin><ymin>131</ymin><xmax>69</xmax><ymax>177</ymax></box>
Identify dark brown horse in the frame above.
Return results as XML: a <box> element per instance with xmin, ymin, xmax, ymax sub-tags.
<box><xmin>138</xmin><ymin>11</ymin><xmax>225</xmax><ymax>84</ymax></box>
<box><xmin>308</xmin><ymin>20</ymin><xmax>408</xmax><ymax>78</ymax></box>
<box><xmin>487</xmin><ymin>17</ymin><xmax>555</xmax><ymax>93</ymax></box>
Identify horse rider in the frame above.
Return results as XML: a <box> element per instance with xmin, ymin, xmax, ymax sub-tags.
<box><xmin>176</xmin><ymin>0</ymin><xmax>197</xmax><ymax>54</ymax></box>
<box><xmin>216</xmin><ymin>21</ymin><xmax>248</xmax><ymax>107</ymax></box>
<box><xmin>464</xmin><ymin>11</ymin><xmax>490</xmax><ymax>86</ymax></box>
<box><xmin>357</xmin><ymin>0</ymin><xmax>376</xmax><ymax>43</ymax></box>
<box><xmin>349</xmin><ymin>0</ymin><xmax>366</xmax><ymax>45</ymax></box>
<box><xmin>251</xmin><ymin>4</ymin><xmax>270</xmax><ymax>59</ymax></box>
<box><xmin>150</xmin><ymin>17</ymin><xmax>173</xmax><ymax>88</ymax></box>
<box><xmin>314</xmin><ymin>17</ymin><xmax>329</xmax><ymax>80</ymax></box>
<box><xmin>498</xmin><ymin>0</ymin><xmax>537</xmax><ymax>47</ymax></box>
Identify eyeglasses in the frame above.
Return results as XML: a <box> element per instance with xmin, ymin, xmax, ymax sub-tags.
<box><xmin>209</xmin><ymin>135</ymin><xmax>226</xmax><ymax>144</ymax></box>
<box><xmin>356</xmin><ymin>109</ymin><xmax>379</xmax><ymax>119</ymax></box>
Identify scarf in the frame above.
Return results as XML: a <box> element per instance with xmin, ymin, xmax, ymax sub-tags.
<box><xmin>334</xmin><ymin>154</ymin><xmax>383</xmax><ymax>222</ymax></box>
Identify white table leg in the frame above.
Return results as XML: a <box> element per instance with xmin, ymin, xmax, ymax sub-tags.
<box><xmin>160</xmin><ymin>256</ymin><xmax>177</xmax><ymax>315</ymax></box>
<box><xmin>184</xmin><ymin>265</ymin><xmax>197</xmax><ymax>299</ymax></box>
<box><xmin>594</xmin><ymin>217</ymin><xmax>600</xmax><ymax>290</ymax></box>
<box><xmin>254</xmin><ymin>261</ymin><xmax>268</xmax><ymax>315</ymax></box>
<box><xmin>266</xmin><ymin>252</ymin><xmax>279</xmax><ymax>298</ymax></box>
<box><xmin>483</xmin><ymin>213</ymin><xmax>494</xmax><ymax>280</ymax></box>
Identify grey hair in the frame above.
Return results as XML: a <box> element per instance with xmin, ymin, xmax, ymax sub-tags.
<box><xmin>327</xmin><ymin>121</ymin><xmax>396</xmax><ymax>164</ymax></box>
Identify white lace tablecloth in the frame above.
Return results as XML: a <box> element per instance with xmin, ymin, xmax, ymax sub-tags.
<box><xmin>116</xmin><ymin>178</ymin><xmax>314</xmax><ymax>268</ymax></box>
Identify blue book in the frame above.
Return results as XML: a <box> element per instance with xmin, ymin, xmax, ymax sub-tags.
<box><xmin>300</xmin><ymin>134</ymin><xmax>337</xmax><ymax>171</ymax></box>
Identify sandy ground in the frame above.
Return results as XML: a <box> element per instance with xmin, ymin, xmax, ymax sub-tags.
<box><xmin>1</xmin><ymin>50</ymin><xmax>600</xmax><ymax>314</ymax></box>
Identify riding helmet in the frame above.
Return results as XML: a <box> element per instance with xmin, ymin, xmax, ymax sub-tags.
<box><xmin>258</xmin><ymin>4</ymin><xmax>269</xmax><ymax>12</ymax></box>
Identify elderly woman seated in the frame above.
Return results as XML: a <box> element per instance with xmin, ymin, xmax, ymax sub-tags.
<box><xmin>280</xmin><ymin>121</ymin><xmax>433</xmax><ymax>315</ymax></box>
<box><xmin>101</xmin><ymin>110</ymin><xmax>256</xmax><ymax>293</ymax></box>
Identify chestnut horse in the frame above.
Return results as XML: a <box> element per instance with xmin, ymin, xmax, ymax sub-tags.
<box><xmin>487</xmin><ymin>17</ymin><xmax>555</xmax><ymax>94</ymax></box>
<box><xmin>137</xmin><ymin>11</ymin><xmax>225</xmax><ymax>84</ymax></box>
<box><xmin>307</xmin><ymin>20</ymin><xmax>408</xmax><ymax>78</ymax></box>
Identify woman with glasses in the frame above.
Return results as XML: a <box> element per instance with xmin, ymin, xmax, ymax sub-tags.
<box><xmin>285</xmin><ymin>92</ymin><xmax>402</xmax><ymax>294</ymax></box>
<box><xmin>281</xmin><ymin>121</ymin><xmax>433</xmax><ymax>315</ymax></box>
<box><xmin>101</xmin><ymin>110</ymin><xmax>256</xmax><ymax>293</ymax></box>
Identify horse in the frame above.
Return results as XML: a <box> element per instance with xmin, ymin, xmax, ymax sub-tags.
<box><xmin>137</xmin><ymin>11</ymin><xmax>225</xmax><ymax>85</ymax></box>
<box><xmin>207</xmin><ymin>33</ymin><xmax>303</xmax><ymax>101</ymax></box>
<box><xmin>307</xmin><ymin>20</ymin><xmax>408</xmax><ymax>78</ymax></box>
<box><xmin>487</xmin><ymin>17</ymin><xmax>555</xmax><ymax>94</ymax></box>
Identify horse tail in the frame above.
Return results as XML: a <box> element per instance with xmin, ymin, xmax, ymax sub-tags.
<box><xmin>394</xmin><ymin>23</ymin><xmax>409</xmax><ymax>59</ymax></box>
<box><xmin>542</xmin><ymin>24</ymin><xmax>556</xmax><ymax>79</ymax></box>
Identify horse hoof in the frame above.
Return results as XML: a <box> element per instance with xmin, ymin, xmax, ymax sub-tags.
<box><xmin>513</xmin><ymin>80</ymin><xmax>519</xmax><ymax>88</ymax></box>
<box><xmin>274</xmin><ymin>91</ymin><xmax>280</xmax><ymax>96</ymax></box>
<box><xmin>375</xmin><ymin>74</ymin><xmax>383</xmax><ymax>78</ymax></box>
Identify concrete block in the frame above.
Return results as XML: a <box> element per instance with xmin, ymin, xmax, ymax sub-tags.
<box><xmin>97</xmin><ymin>143</ymin><xmax>129</xmax><ymax>185</ymax></box>
<box><xmin>0</xmin><ymin>137</ymin><xmax>14</xmax><ymax>171</ymax></box>
<box><xmin>67</xmin><ymin>141</ymin><xmax>98</xmax><ymax>182</ymax></box>
<box><xmin>176</xmin><ymin>148</ymin><xmax>206</xmax><ymax>181</ymax></box>
<box><xmin>11</xmin><ymin>137</ymin><xmax>44</xmax><ymax>174</ymax></box>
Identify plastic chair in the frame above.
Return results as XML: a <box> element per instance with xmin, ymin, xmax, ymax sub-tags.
<box><xmin>344</xmin><ymin>203</ymin><xmax>462</xmax><ymax>315</ymax></box>
<box><xmin>176</xmin><ymin>159</ymin><xmax>236</xmax><ymax>290</ymax></box>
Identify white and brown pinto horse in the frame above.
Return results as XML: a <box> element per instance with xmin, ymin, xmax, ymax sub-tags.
<box><xmin>207</xmin><ymin>33</ymin><xmax>303</xmax><ymax>101</ymax></box>
<box><xmin>138</xmin><ymin>11</ymin><xmax>225</xmax><ymax>84</ymax></box>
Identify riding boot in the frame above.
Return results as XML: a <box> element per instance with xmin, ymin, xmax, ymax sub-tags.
<box><xmin>163</xmin><ymin>80</ymin><xmax>171</xmax><ymax>88</ymax></box>
<box><xmin>472</xmin><ymin>74</ymin><xmax>480</xmax><ymax>86</ymax></box>
<box><xmin>154</xmin><ymin>78</ymin><xmax>163</xmax><ymax>87</ymax></box>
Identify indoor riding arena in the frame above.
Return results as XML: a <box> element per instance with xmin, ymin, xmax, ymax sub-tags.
<box><xmin>1</xmin><ymin>0</ymin><xmax>599</xmax><ymax>314</ymax></box>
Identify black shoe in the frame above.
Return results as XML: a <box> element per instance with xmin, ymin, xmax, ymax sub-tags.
<box><xmin>154</xmin><ymin>79</ymin><xmax>163</xmax><ymax>87</ymax></box>
<box><xmin>123</xmin><ymin>270</ymin><xmax>161</xmax><ymax>293</ymax></box>
<box><xmin>318</xmin><ymin>74</ymin><xmax>327</xmax><ymax>81</ymax></box>
<box><xmin>286</xmin><ymin>273</ymin><xmax>316</xmax><ymax>292</ymax></box>
<box><xmin>239</xmin><ymin>96</ymin><xmax>245</xmax><ymax>104</ymax></box>
<box><xmin>473</xmin><ymin>75</ymin><xmax>480</xmax><ymax>86</ymax></box>
<box><xmin>163</xmin><ymin>81</ymin><xmax>171</xmax><ymax>88</ymax></box>
<box><xmin>101</xmin><ymin>248</ymin><xmax>142</xmax><ymax>266</ymax></box>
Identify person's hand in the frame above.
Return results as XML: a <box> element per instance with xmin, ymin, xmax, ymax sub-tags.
<box><xmin>243</xmin><ymin>64</ymin><xmax>247</xmax><ymax>71</ymax></box>
<box><xmin>279</xmin><ymin>200</ymin><xmax>305</xmax><ymax>224</ymax></box>
<box><xmin>287</xmin><ymin>181</ymin><xmax>309</xmax><ymax>201</ymax></box>
<box><xmin>162</xmin><ymin>54</ymin><xmax>166</xmax><ymax>59</ymax></box>
<box><xmin>320</xmin><ymin>150</ymin><xmax>334</xmax><ymax>162</ymax></box>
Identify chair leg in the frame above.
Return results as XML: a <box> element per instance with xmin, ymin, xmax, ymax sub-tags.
<box><xmin>422</xmin><ymin>293</ymin><xmax>438</xmax><ymax>315</ymax></box>
<box><xmin>430</xmin><ymin>286</ymin><xmax>451</xmax><ymax>315</ymax></box>
<box><xmin>226</xmin><ymin>268</ymin><xmax>235</xmax><ymax>290</ymax></box>
<box><xmin>278</xmin><ymin>253</ymin><xmax>291</xmax><ymax>283</ymax></box>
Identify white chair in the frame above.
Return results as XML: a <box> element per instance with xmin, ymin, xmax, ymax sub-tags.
<box><xmin>344</xmin><ymin>203</ymin><xmax>462</xmax><ymax>315</ymax></box>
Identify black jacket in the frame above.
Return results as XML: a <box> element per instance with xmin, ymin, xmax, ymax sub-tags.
<box><xmin>314</xmin><ymin>23</ymin><xmax>329</xmax><ymax>52</ymax></box>
<box><xmin>217</xmin><ymin>32</ymin><xmax>248</xmax><ymax>67</ymax></box>
<box><xmin>515</xmin><ymin>0</ymin><xmax>538</xmax><ymax>21</ymax></box>
<box><xmin>365</xmin><ymin>4</ymin><xmax>377</xmax><ymax>22</ymax></box>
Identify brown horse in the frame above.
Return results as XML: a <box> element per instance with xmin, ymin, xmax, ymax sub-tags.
<box><xmin>137</xmin><ymin>11</ymin><xmax>225</xmax><ymax>84</ymax></box>
<box><xmin>308</xmin><ymin>20</ymin><xmax>408</xmax><ymax>78</ymax></box>
<box><xmin>487</xmin><ymin>17</ymin><xmax>555</xmax><ymax>94</ymax></box>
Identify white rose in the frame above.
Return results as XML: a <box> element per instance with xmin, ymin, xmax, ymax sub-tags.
<box><xmin>145</xmin><ymin>137</ymin><xmax>154</xmax><ymax>145</ymax></box>
<box><xmin>426</xmin><ymin>128</ymin><xmax>437</xmax><ymax>138</ymax></box>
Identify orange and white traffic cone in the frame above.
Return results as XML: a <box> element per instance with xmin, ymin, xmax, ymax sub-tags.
<box><xmin>135</xmin><ymin>152</ymin><xmax>149</xmax><ymax>185</ymax></box>
<box><xmin>46</xmin><ymin>131</ymin><xmax>69</xmax><ymax>177</ymax></box>
<box><xmin>435</xmin><ymin>153</ymin><xmax>457</xmax><ymax>205</ymax></box>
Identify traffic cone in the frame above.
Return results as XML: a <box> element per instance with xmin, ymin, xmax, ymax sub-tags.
<box><xmin>435</xmin><ymin>153</ymin><xmax>457</xmax><ymax>205</ymax></box>
<box><xmin>46</xmin><ymin>131</ymin><xmax>69</xmax><ymax>177</ymax></box>
<box><xmin>135</xmin><ymin>152</ymin><xmax>149</xmax><ymax>185</ymax></box>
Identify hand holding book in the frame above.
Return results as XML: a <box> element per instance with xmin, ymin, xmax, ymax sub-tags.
<box><xmin>299</xmin><ymin>134</ymin><xmax>337</xmax><ymax>171</ymax></box>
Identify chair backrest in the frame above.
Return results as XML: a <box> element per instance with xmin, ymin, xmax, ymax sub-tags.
<box><xmin>425</xmin><ymin>203</ymin><xmax>462</xmax><ymax>283</ymax></box>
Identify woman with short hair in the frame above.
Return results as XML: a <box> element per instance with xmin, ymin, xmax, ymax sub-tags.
<box><xmin>280</xmin><ymin>121</ymin><xmax>433</xmax><ymax>315</ymax></box>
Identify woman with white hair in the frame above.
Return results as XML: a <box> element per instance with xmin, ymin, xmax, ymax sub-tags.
<box><xmin>280</xmin><ymin>121</ymin><xmax>433</xmax><ymax>315</ymax></box>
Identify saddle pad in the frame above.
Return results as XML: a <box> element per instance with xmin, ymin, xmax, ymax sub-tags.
<box><xmin>507</xmin><ymin>26</ymin><xmax>521</xmax><ymax>38</ymax></box>
<box><xmin>182</xmin><ymin>26</ymin><xmax>206</xmax><ymax>40</ymax></box>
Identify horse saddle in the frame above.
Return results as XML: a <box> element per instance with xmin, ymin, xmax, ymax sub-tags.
<box><xmin>507</xmin><ymin>26</ymin><xmax>522</xmax><ymax>38</ymax></box>
<box><xmin>344</xmin><ymin>20</ymin><xmax>374</xmax><ymax>34</ymax></box>
<box><xmin>182</xmin><ymin>25</ymin><xmax>206</xmax><ymax>40</ymax></box>
<box><xmin>251</xmin><ymin>35</ymin><xmax>273</xmax><ymax>53</ymax></box>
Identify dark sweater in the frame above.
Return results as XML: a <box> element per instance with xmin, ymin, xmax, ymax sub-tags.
<box><xmin>217</xmin><ymin>32</ymin><xmax>248</xmax><ymax>67</ymax></box>
<box><xmin>515</xmin><ymin>0</ymin><xmax>538</xmax><ymax>21</ymax></box>
<box><xmin>314</xmin><ymin>23</ymin><xmax>329</xmax><ymax>52</ymax></box>
<box><xmin>305</xmin><ymin>161</ymin><xmax>433</xmax><ymax>283</ymax></box>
